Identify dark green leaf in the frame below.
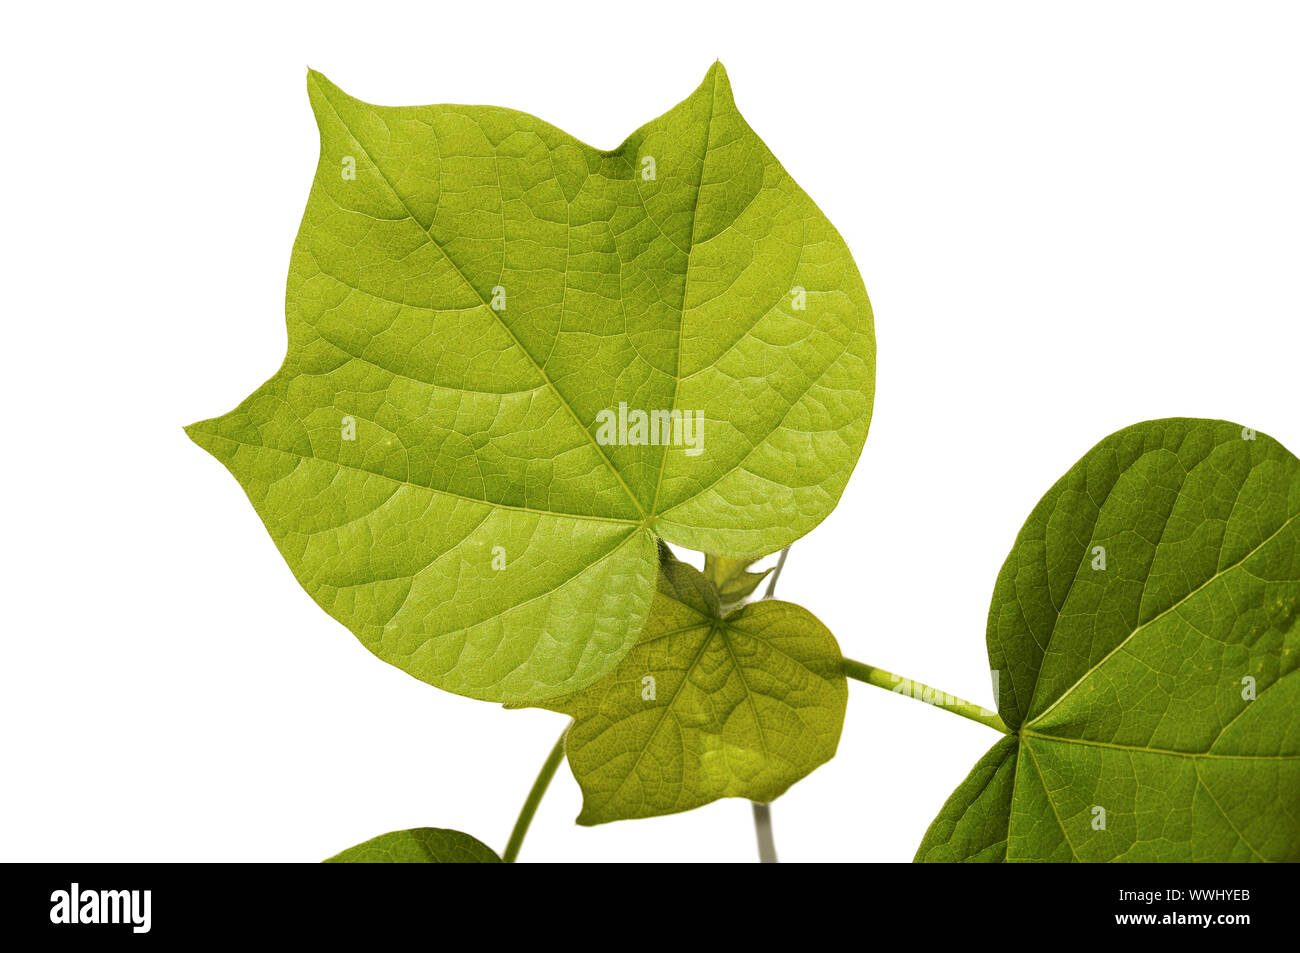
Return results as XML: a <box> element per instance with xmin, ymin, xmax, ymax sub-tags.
<box><xmin>919</xmin><ymin>418</ymin><xmax>1300</xmax><ymax>862</ymax></box>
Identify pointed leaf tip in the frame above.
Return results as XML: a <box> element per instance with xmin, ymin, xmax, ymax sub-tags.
<box><xmin>704</xmin><ymin>60</ymin><xmax>733</xmax><ymax>104</ymax></box>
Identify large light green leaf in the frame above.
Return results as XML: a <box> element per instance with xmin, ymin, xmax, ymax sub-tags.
<box><xmin>525</xmin><ymin>559</ymin><xmax>847</xmax><ymax>824</ymax></box>
<box><xmin>918</xmin><ymin>419</ymin><xmax>1300</xmax><ymax>862</ymax></box>
<box><xmin>324</xmin><ymin>827</ymin><xmax>501</xmax><ymax>863</ymax></box>
<box><xmin>186</xmin><ymin>63</ymin><xmax>874</xmax><ymax>704</ymax></box>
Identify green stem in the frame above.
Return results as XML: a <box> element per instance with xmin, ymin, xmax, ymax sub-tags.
<box><xmin>750</xmin><ymin>801</ymin><xmax>777</xmax><ymax>862</ymax></box>
<box><xmin>503</xmin><ymin>730</ymin><xmax>567</xmax><ymax>863</ymax></box>
<box><xmin>762</xmin><ymin>546</ymin><xmax>790</xmax><ymax>599</ymax></box>
<box><xmin>748</xmin><ymin>544</ymin><xmax>792</xmax><ymax>863</ymax></box>
<box><xmin>842</xmin><ymin>658</ymin><xmax>1010</xmax><ymax>734</ymax></box>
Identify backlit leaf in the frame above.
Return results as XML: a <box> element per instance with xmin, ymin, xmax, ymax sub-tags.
<box><xmin>526</xmin><ymin>560</ymin><xmax>848</xmax><ymax>824</ymax></box>
<box><xmin>187</xmin><ymin>63</ymin><xmax>875</xmax><ymax>704</ymax></box>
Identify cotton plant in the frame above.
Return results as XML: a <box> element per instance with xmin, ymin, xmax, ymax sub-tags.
<box><xmin>189</xmin><ymin>65</ymin><xmax>1299</xmax><ymax>863</ymax></box>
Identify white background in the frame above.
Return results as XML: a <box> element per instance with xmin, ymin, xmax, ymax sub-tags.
<box><xmin>2</xmin><ymin>1</ymin><xmax>1297</xmax><ymax>862</ymax></box>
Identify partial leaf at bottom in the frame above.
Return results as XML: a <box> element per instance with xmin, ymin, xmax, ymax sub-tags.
<box><xmin>324</xmin><ymin>827</ymin><xmax>502</xmax><ymax>863</ymax></box>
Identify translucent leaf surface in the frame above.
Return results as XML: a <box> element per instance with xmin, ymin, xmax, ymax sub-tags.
<box><xmin>528</xmin><ymin>560</ymin><xmax>847</xmax><ymax>823</ymax></box>
<box><xmin>187</xmin><ymin>64</ymin><xmax>875</xmax><ymax>703</ymax></box>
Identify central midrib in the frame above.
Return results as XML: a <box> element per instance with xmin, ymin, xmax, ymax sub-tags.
<box><xmin>1025</xmin><ymin>510</ymin><xmax>1299</xmax><ymax>729</ymax></box>
<box><xmin>647</xmin><ymin>65</ymin><xmax>718</xmax><ymax>520</ymax></box>
<box><xmin>1021</xmin><ymin>728</ymin><xmax>1299</xmax><ymax>762</ymax></box>
<box><xmin>311</xmin><ymin>77</ymin><xmax>649</xmax><ymax>522</ymax></box>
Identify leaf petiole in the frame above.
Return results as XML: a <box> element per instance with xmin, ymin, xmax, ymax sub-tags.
<box><xmin>841</xmin><ymin>658</ymin><xmax>1010</xmax><ymax>734</ymax></box>
<box><xmin>762</xmin><ymin>546</ymin><xmax>791</xmax><ymax>598</ymax></box>
<box><xmin>502</xmin><ymin>730</ymin><xmax>567</xmax><ymax>863</ymax></box>
<box><xmin>751</xmin><ymin>802</ymin><xmax>777</xmax><ymax>862</ymax></box>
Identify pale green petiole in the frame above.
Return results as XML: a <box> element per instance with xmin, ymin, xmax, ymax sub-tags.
<box><xmin>841</xmin><ymin>658</ymin><xmax>1010</xmax><ymax>734</ymax></box>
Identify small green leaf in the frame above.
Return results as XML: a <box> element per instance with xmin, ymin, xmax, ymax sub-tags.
<box><xmin>325</xmin><ymin>827</ymin><xmax>501</xmax><ymax>863</ymax></box>
<box><xmin>187</xmin><ymin>63</ymin><xmax>874</xmax><ymax>705</ymax></box>
<box><xmin>918</xmin><ymin>419</ymin><xmax>1300</xmax><ymax>862</ymax></box>
<box><xmin>525</xmin><ymin>561</ymin><xmax>847</xmax><ymax>824</ymax></box>
<box><xmin>703</xmin><ymin>554</ymin><xmax>774</xmax><ymax>612</ymax></box>
<box><xmin>657</xmin><ymin>547</ymin><xmax>722</xmax><ymax>615</ymax></box>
